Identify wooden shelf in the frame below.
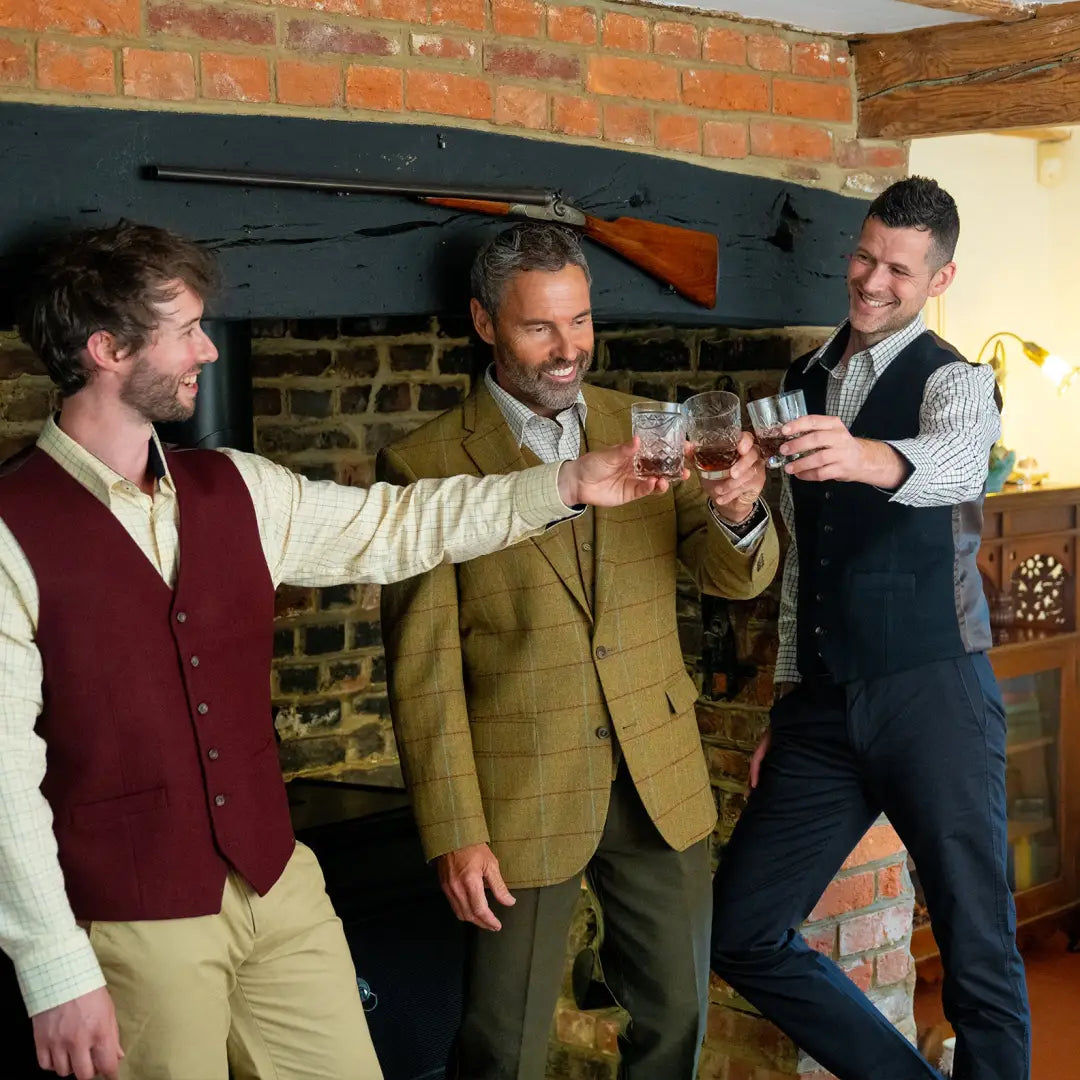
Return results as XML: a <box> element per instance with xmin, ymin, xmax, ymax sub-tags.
<box><xmin>1008</xmin><ymin>817</ymin><xmax>1055</xmax><ymax>843</ymax></box>
<box><xmin>1007</xmin><ymin>736</ymin><xmax>1056</xmax><ymax>756</ymax></box>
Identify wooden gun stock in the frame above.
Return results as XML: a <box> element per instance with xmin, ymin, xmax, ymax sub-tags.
<box><xmin>422</xmin><ymin>196</ymin><xmax>718</xmax><ymax>308</ymax></box>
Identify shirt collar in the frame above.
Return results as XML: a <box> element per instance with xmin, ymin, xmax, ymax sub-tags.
<box><xmin>484</xmin><ymin>365</ymin><xmax>588</xmax><ymax>447</ymax></box>
<box><xmin>37</xmin><ymin>414</ymin><xmax>174</xmax><ymax>506</ymax></box>
<box><xmin>805</xmin><ymin>313</ymin><xmax>927</xmax><ymax>380</ymax></box>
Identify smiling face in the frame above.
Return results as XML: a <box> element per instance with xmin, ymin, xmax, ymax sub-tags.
<box><xmin>472</xmin><ymin>265</ymin><xmax>594</xmax><ymax>418</ymax></box>
<box><xmin>846</xmin><ymin>216</ymin><xmax>956</xmax><ymax>349</ymax></box>
<box><xmin>118</xmin><ymin>281</ymin><xmax>218</xmax><ymax>422</ymax></box>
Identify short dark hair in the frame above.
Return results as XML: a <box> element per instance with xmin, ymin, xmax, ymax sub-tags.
<box><xmin>865</xmin><ymin>176</ymin><xmax>960</xmax><ymax>269</ymax></box>
<box><xmin>18</xmin><ymin>221</ymin><xmax>219</xmax><ymax>397</ymax></box>
<box><xmin>470</xmin><ymin>223</ymin><xmax>591</xmax><ymax>318</ymax></box>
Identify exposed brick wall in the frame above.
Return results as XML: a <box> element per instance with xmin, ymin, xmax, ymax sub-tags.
<box><xmin>0</xmin><ymin>317</ymin><xmax>916</xmax><ymax>1076</ymax></box>
<box><xmin>0</xmin><ymin>1</ymin><xmax>907</xmax><ymax>194</ymax></box>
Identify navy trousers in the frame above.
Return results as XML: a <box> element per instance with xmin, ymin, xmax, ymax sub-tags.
<box><xmin>710</xmin><ymin>654</ymin><xmax>1030</xmax><ymax>1080</ymax></box>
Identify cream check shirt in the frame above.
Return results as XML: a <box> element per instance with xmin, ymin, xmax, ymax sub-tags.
<box><xmin>0</xmin><ymin>416</ymin><xmax>574</xmax><ymax>1016</ymax></box>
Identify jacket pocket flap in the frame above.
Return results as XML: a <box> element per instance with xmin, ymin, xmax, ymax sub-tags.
<box><xmin>665</xmin><ymin>677</ymin><xmax>699</xmax><ymax>715</ymax></box>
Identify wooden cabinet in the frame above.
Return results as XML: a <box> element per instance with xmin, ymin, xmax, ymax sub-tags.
<box><xmin>912</xmin><ymin>485</ymin><xmax>1080</xmax><ymax>965</ymax></box>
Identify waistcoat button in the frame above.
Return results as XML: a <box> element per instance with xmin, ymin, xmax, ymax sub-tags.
<box><xmin>176</xmin><ymin>611</ymin><xmax>187</xmax><ymax>623</ymax></box>
<box><xmin>214</xmin><ymin>794</ymin><xmax>226</xmax><ymax>807</ymax></box>
<box><xmin>190</xmin><ymin>655</ymin><xmax>200</xmax><ymax>667</ymax></box>
<box><xmin>208</xmin><ymin>748</ymin><xmax>220</xmax><ymax>761</ymax></box>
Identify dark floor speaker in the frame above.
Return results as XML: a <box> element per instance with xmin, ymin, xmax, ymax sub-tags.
<box><xmin>293</xmin><ymin>783</ymin><xmax>467</xmax><ymax>1080</ymax></box>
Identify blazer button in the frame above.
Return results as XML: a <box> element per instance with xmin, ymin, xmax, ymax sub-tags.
<box><xmin>582</xmin><ymin>542</ymin><xmax>593</xmax><ymax>552</ymax></box>
<box><xmin>214</xmin><ymin>794</ymin><xmax>226</xmax><ymax>807</ymax></box>
<box><xmin>175</xmin><ymin>611</ymin><xmax>187</xmax><ymax>623</ymax></box>
<box><xmin>823</xmin><ymin>524</ymin><xmax>834</xmax><ymax>534</ymax></box>
<box><xmin>197</xmin><ymin>702</ymin><xmax>209</xmax><ymax>715</ymax></box>
<box><xmin>207</xmin><ymin>748</ymin><xmax>220</xmax><ymax>760</ymax></box>
<box><xmin>190</xmin><ymin>655</ymin><xmax>200</xmax><ymax>667</ymax></box>
<box><xmin>819</xmin><ymin>558</ymin><xmax>830</xmax><ymax>568</ymax></box>
<box><xmin>595</xmin><ymin>645</ymin><xmax>607</xmax><ymax>659</ymax></box>
<box><xmin>595</xmin><ymin>726</ymin><xmax>610</xmax><ymax>740</ymax></box>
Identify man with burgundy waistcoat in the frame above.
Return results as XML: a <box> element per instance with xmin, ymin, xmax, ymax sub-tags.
<box><xmin>0</xmin><ymin>221</ymin><xmax>675</xmax><ymax>1080</ymax></box>
<box><xmin>709</xmin><ymin>178</ymin><xmax>1031</xmax><ymax>1080</ymax></box>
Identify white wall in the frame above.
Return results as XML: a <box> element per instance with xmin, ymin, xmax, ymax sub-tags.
<box><xmin>909</xmin><ymin>133</ymin><xmax>1080</xmax><ymax>486</ymax></box>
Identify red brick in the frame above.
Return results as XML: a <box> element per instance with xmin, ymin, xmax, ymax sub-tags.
<box><xmin>276</xmin><ymin>58</ymin><xmax>342</xmax><ymax>107</ymax></box>
<box><xmin>0</xmin><ymin>36</ymin><xmax>28</xmax><ymax>84</ymax></box>
<box><xmin>708</xmin><ymin>745</ymin><xmax>749</xmax><ymax>783</ymax></box>
<box><xmin>122</xmin><ymin>47</ymin><xmax>195</xmax><ymax>100</ymax></box>
<box><xmin>841</xmin><ymin>957</ymin><xmax>873</xmax><ymax>992</ymax></box>
<box><xmin>595</xmin><ymin>1014</ymin><xmax>620</xmax><ymax>1055</ymax></box>
<box><xmin>747</xmin><ymin>33</ymin><xmax>789</xmax><ymax>72</ymax></box>
<box><xmin>410</xmin><ymin>32</ymin><xmax>477</xmax><ymax>61</ymax></box>
<box><xmin>702</xmin><ymin>27</ymin><xmax>745</xmax><ymax>65</ymax></box>
<box><xmin>285</xmin><ymin>19</ymin><xmax>400</xmax><ymax>57</ymax></box>
<box><xmin>875</xmin><ymin>945</ymin><xmax>912</xmax><ymax>986</ymax></box>
<box><xmin>37</xmin><ymin>39</ymin><xmax>113</xmax><ymax>93</ymax></box>
<box><xmin>602</xmin><ymin>12</ymin><xmax>648</xmax><ymax>53</ymax></box>
<box><xmin>842</xmin><ymin>823</ymin><xmax>904</xmax><ymax>869</ymax></box>
<box><xmin>406</xmin><ymin>69</ymin><xmax>491</xmax><ymax>119</ymax></box>
<box><xmin>492</xmin><ymin>0</ymin><xmax>543</xmax><ymax>38</ymax></box>
<box><xmin>486</xmin><ymin>44</ymin><xmax>579</xmax><ymax>82</ymax></box>
<box><xmin>588</xmin><ymin>56</ymin><xmax>678</xmax><ymax>103</ymax></box>
<box><xmin>551</xmin><ymin>92</ymin><xmax>599</xmax><ymax>137</ymax></box>
<box><xmin>430</xmin><ymin>0</ymin><xmax>486</xmax><ymax>31</ymax></box>
<box><xmin>201</xmin><ymin>51</ymin><xmax>269</xmax><ymax>102</ymax></box>
<box><xmin>703</xmin><ymin>120</ymin><xmax>747</xmax><ymax>159</ymax></box>
<box><xmin>148</xmin><ymin>1</ymin><xmax>274</xmax><ymax>46</ymax></box>
<box><xmin>0</xmin><ymin>0</ymin><xmax>140</xmax><ymax>36</ymax></box>
<box><xmin>837</xmin><ymin>903</ymin><xmax>912</xmax><ymax>956</ymax></box>
<box><xmin>833</xmin><ymin>50</ymin><xmax>851</xmax><ymax>77</ymax></box>
<box><xmin>346</xmin><ymin>65</ymin><xmax>402</xmax><ymax>110</ymax></box>
<box><xmin>656</xmin><ymin>111</ymin><xmax>698</xmax><ymax>153</ymax></box>
<box><xmin>555</xmin><ymin>1005</ymin><xmax>596</xmax><ymax>1048</ymax></box>
<box><xmin>368</xmin><ymin>0</ymin><xmax>427</xmax><ymax>20</ymax></box>
<box><xmin>750</xmin><ymin>120</ymin><xmax>832</xmax><ymax>162</ymax></box>
<box><xmin>682</xmin><ymin>69</ymin><xmax>768</xmax><ymax>112</ymax></box>
<box><xmin>792</xmin><ymin>40</ymin><xmax>834</xmax><ymax>79</ymax></box>
<box><xmin>804</xmin><ymin>925</ymin><xmax>836</xmax><ymax>956</ymax></box>
<box><xmin>604</xmin><ymin>103</ymin><xmax>651</xmax><ymax>146</ymax></box>
<box><xmin>267</xmin><ymin>0</ymin><xmax>363</xmax><ymax>12</ymax></box>
<box><xmin>877</xmin><ymin>862</ymin><xmax>906</xmax><ymax>900</ymax></box>
<box><xmin>654</xmin><ymin>21</ymin><xmax>697</xmax><ymax>59</ymax></box>
<box><xmin>546</xmin><ymin>5</ymin><xmax>595</xmax><ymax>46</ymax></box>
<box><xmin>495</xmin><ymin>83</ymin><xmax>547</xmax><ymax>129</ymax></box>
<box><xmin>810</xmin><ymin>871</ymin><xmax>875</xmax><ymax>921</ymax></box>
<box><xmin>837</xmin><ymin>140</ymin><xmax>907</xmax><ymax>170</ymax></box>
<box><xmin>773</xmin><ymin>78</ymin><xmax>852</xmax><ymax>122</ymax></box>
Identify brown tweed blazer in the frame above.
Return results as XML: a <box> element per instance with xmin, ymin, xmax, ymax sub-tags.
<box><xmin>377</xmin><ymin>382</ymin><xmax>779</xmax><ymax>889</ymax></box>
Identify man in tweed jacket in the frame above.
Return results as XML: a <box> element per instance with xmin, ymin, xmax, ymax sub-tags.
<box><xmin>378</xmin><ymin>224</ymin><xmax>779</xmax><ymax>1079</ymax></box>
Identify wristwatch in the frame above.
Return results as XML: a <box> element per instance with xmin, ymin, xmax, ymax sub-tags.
<box><xmin>710</xmin><ymin>498</ymin><xmax>767</xmax><ymax>538</ymax></box>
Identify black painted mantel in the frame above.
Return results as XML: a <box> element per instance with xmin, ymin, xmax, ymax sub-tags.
<box><xmin>1</xmin><ymin>102</ymin><xmax>863</xmax><ymax>327</ymax></box>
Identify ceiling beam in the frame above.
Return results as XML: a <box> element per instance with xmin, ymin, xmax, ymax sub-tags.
<box><xmin>854</xmin><ymin>4</ymin><xmax>1080</xmax><ymax>138</ymax></box>
<box><xmin>895</xmin><ymin>0</ymin><xmax>1035</xmax><ymax>22</ymax></box>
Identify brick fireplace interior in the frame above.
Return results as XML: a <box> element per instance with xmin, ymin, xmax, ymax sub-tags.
<box><xmin>0</xmin><ymin>3</ymin><xmax>920</xmax><ymax>1072</ymax></box>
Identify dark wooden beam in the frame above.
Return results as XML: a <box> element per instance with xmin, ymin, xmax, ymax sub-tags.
<box><xmin>0</xmin><ymin>102</ymin><xmax>866</xmax><ymax>329</ymax></box>
<box><xmin>854</xmin><ymin>3</ymin><xmax>1080</xmax><ymax>138</ymax></box>
<box><xmin>895</xmin><ymin>0</ymin><xmax>1034</xmax><ymax>22</ymax></box>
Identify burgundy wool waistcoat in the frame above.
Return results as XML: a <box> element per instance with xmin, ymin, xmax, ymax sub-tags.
<box><xmin>0</xmin><ymin>448</ymin><xmax>295</xmax><ymax>920</ymax></box>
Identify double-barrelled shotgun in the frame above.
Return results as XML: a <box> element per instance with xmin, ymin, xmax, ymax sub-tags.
<box><xmin>146</xmin><ymin>165</ymin><xmax>718</xmax><ymax>308</ymax></box>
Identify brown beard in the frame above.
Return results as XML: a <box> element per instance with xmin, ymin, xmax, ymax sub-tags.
<box><xmin>120</xmin><ymin>355</ymin><xmax>195</xmax><ymax>423</ymax></box>
<box><xmin>493</xmin><ymin>342</ymin><xmax>593</xmax><ymax>413</ymax></box>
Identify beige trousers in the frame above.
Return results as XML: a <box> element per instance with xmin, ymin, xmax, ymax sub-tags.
<box><xmin>87</xmin><ymin>842</ymin><xmax>382</xmax><ymax>1080</ymax></box>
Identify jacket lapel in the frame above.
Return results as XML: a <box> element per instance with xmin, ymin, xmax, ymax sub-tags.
<box><xmin>464</xmin><ymin>383</ymin><xmax>592</xmax><ymax>619</ymax></box>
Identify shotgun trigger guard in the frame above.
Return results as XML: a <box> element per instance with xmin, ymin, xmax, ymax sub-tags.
<box><xmin>507</xmin><ymin>199</ymin><xmax>587</xmax><ymax>227</ymax></box>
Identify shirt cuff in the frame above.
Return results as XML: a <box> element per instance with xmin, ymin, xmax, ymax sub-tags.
<box><xmin>515</xmin><ymin>462</ymin><xmax>579</xmax><ymax>530</ymax></box>
<box><xmin>881</xmin><ymin>440</ymin><xmax>926</xmax><ymax>503</ymax></box>
<box><xmin>17</xmin><ymin>935</ymin><xmax>106</xmax><ymax>1016</ymax></box>
<box><xmin>773</xmin><ymin>644</ymin><xmax>801</xmax><ymax>685</ymax></box>
<box><xmin>709</xmin><ymin>498</ymin><xmax>769</xmax><ymax>552</ymax></box>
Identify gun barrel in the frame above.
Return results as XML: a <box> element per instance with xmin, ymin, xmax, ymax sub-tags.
<box><xmin>147</xmin><ymin>165</ymin><xmax>556</xmax><ymax>208</ymax></box>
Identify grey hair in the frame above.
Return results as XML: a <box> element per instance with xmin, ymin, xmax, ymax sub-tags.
<box><xmin>470</xmin><ymin>223</ymin><xmax>592</xmax><ymax>318</ymax></box>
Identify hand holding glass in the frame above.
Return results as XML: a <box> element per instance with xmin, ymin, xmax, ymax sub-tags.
<box><xmin>683</xmin><ymin>390</ymin><xmax>742</xmax><ymax>479</ymax></box>
<box><xmin>631</xmin><ymin>402</ymin><xmax>686</xmax><ymax>480</ymax></box>
<box><xmin>747</xmin><ymin>389</ymin><xmax>808</xmax><ymax>469</ymax></box>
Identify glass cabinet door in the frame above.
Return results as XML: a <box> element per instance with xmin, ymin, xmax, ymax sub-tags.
<box><xmin>1002</xmin><ymin>668</ymin><xmax>1062</xmax><ymax>891</ymax></box>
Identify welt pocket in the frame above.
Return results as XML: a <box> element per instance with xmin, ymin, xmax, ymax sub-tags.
<box><xmin>850</xmin><ymin>572</ymin><xmax>916</xmax><ymax>594</ymax></box>
<box><xmin>70</xmin><ymin>787</ymin><xmax>167</xmax><ymax>829</ymax></box>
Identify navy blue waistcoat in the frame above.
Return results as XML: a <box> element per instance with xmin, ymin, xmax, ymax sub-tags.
<box><xmin>785</xmin><ymin>329</ymin><xmax>995</xmax><ymax>683</ymax></box>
